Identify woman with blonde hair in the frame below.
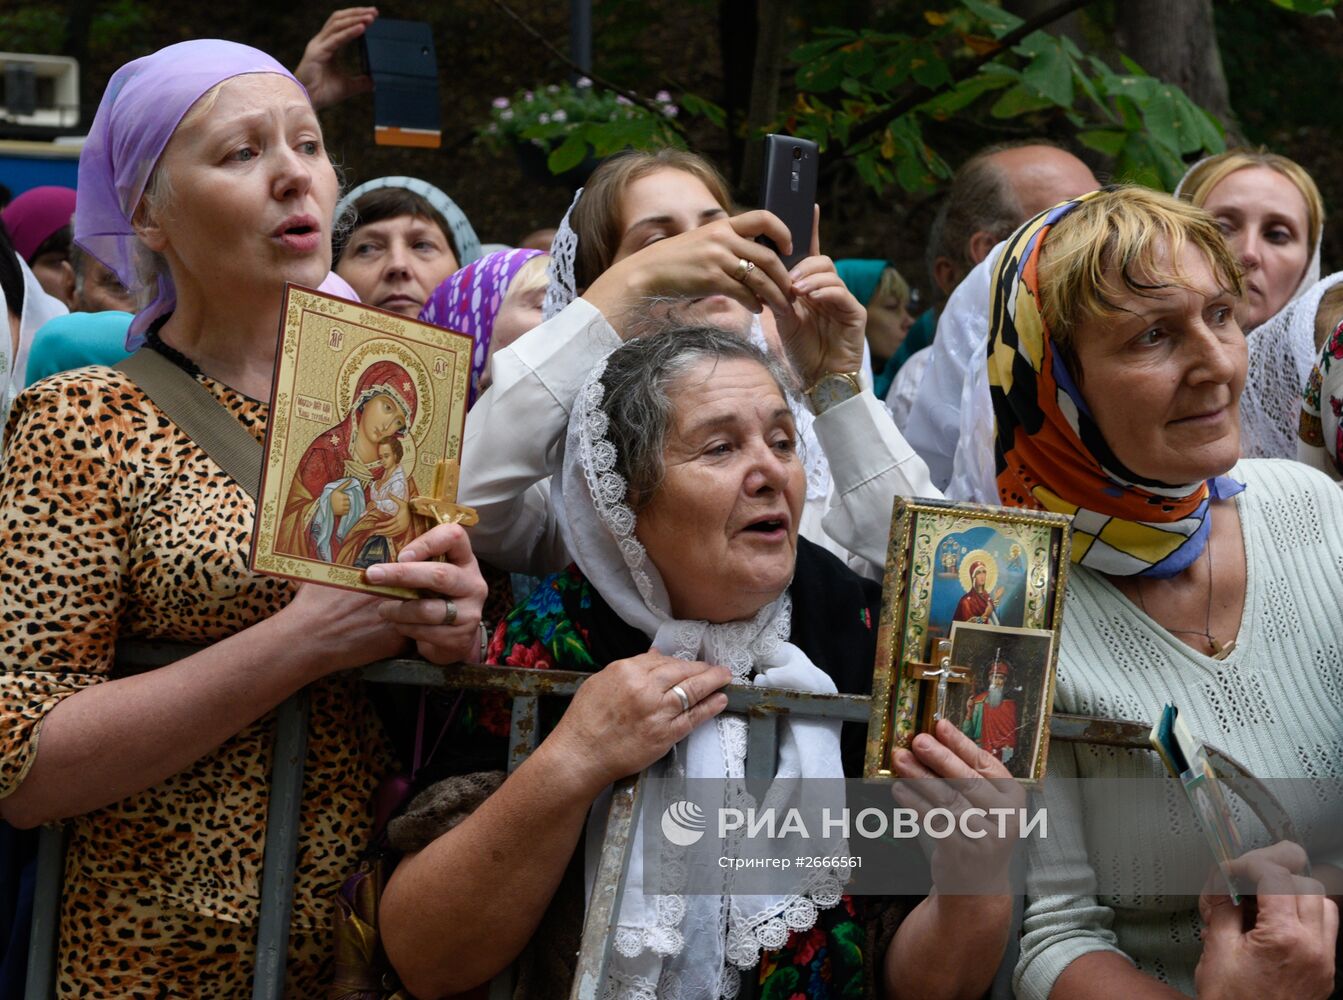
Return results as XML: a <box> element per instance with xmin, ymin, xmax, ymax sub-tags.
<box><xmin>986</xmin><ymin>186</ymin><xmax>1341</xmax><ymax>999</ymax></box>
<box><xmin>0</xmin><ymin>40</ymin><xmax>488</xmax><ymax>995</ymax></box>
<box><xmin>462</xmin><ymin>147</ymin><xmax>936</xmax><ymax>576</ymax></box>
<box><xmin>1176</xmin><ymin>148</ymin><xmax>1328</xmax><ymax>458</ymax></box>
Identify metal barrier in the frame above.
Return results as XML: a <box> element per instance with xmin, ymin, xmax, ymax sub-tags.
<box><xmin>24</xmin><ymin>645</ymin><xmax>1289</xmax><ymax>999</ymax></box>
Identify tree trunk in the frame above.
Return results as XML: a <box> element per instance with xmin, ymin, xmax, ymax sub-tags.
<box><xmin>738</xmin><ymin>0</ymin><xmax>792</xmax><ymax>200</ymax></box>
<box><xmin>719</xmin><ymin>0</ymin><xmax>758</xmax><ymax>188</ymax></box>
<box><xmin>1115</xmin><ymin>0</ymin><xmax>1241</xmax><ymax>143</ymax></box>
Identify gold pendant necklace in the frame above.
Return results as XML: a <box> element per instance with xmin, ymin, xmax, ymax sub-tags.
<box><xmin>1136</xmin><ymin>542</ymin><xmax>1235</xmax><ymax>660</ymax></box>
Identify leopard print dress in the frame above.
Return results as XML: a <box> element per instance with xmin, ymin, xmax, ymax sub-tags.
<box><xmin>0</xmin><ymin>364</ymin><xmax>394</xmax><ymax>997</ymax></box>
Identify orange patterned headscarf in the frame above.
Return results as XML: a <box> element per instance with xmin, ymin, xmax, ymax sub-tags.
<box><xmin>988</xmin><ymin>193</ymin><xmax>1244</xmax><ymax>578</ymax></box>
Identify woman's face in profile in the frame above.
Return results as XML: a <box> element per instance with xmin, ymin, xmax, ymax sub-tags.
<box><xmin>1069</xmin><ymin>242</ymin><xmax>1246</xmax><ymax>485</ymax></box>
<box><xmin>1200</xmin><ymin>166</ymin><xmax>1311</xmax><ymax>331</ymax></box>
<box><xmin>634</xmin><ymin>357</ymin><xmax>805</xmax><ymax>623</ymax></box>
<box><xmin>143</xmin><ymin>74</ymin><xmax>338</xmax><ymax>298</ymax></box>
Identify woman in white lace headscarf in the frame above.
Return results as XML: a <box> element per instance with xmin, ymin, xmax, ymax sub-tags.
<box><xmin>461</xmin><ymin>148</ymin><xmax>937</xmax><ymax>580</ymax></box>
<box><xmin>381</xmin><ymin>326</ymin><xmax>1020</xmax><ymax>1000</ymax></box>
<box><xmin>1175</xmin><ymin>149</ymin><xmax>1326</xmax><ymax>458</ymax></box>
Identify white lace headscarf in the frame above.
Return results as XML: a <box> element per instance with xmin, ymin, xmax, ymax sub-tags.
<box><xmin>553</xmin><ymin>348</ymin><xmax>846</xmax><ymax>1000</ymax></box>
<box><xmin>544</xmin><ymin>187</ymin><xmax>832</xmax><ymax>503</ymax></box>
<box><xmin>1238</xmin><ymin>271</ymin><xmax>1343</xmax><ymax>459</ymax></box>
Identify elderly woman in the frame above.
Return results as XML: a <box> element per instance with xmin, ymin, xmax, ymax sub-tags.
<box><xmin>1176</xmin><ymin>149</ymin><xmax>1328</xmax><ymax>459</ymax></box>
<box><xmin>461</xmin><ymin>148</ymin><xmax>936</xmax><ymax>577</ymax></box>
<box><xmin>0</xmin><ymin>40</ymin><xmax>486</xmax><ymax>995</ymax></box>
<box><xmin>381</xmin><ymin>325</ymin><xmax>1020</xmax><ymax>1000</ymax></box>
<box><xmin>333</xmin><ymin>176</ymin><xmax>481</xmax><ymax>317</ymax></box>
<box><xmin>962</xmin><ymin>187</ymin><xmax>1342</xmax><ymax>999</ymax></box>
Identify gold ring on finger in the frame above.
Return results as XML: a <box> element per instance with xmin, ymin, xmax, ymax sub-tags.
<box><xmin>733</xmin><ymin>258</ymin><xmax>755</xmax><ymax>283</ymax></box>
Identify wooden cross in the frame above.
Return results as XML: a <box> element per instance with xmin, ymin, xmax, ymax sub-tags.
<box><xmin>409</xmin><ymin>459</ymin><xmax>480</xmax><ymax>527</ymax></box>
<box><xmin>907</xmin><ymin>639</ymin><xmax>972</xmax><ymax>734</ymax></box>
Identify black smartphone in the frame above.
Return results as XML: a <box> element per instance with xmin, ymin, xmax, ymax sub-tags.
<box><xmin>757</xmin><ymin>134</ymin><xmax>818</xmax><ymax>269</ymax></box>
<box><xmin>359</xmin><ymin>19</ymin><xmax>441</xmax><ymax>148</ymax></box>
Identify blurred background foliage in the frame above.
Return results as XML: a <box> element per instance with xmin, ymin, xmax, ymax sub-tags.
<box><xmin>2</xmin><ymin>0</ymin><xmax>1341</xmax><ymax>297</ymax></box>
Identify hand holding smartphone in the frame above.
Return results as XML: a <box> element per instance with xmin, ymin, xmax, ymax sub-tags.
<box><xmin>757</xmin><ymin>134</ymin><xmax>818</xmax><ymax>269</ymax></box>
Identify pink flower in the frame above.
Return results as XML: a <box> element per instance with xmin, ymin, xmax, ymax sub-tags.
<box><xmin>616</xmin><ymin>95</ymin><xmax>633</xmax><ymax>106</ymax></box>
<box><xmin>655</xmin><ymin>90</ymin><xmax>672</xmax><ymax>103</ymax></box>
<box><xmin>492</xmin><ymin>97</ymin><xmax>509</xmax><ymax>109</ymax></box>
<box><xmin>577</xmin><ymin>76</ymin><xmax>593</xmax><ymax>88</ymax></box>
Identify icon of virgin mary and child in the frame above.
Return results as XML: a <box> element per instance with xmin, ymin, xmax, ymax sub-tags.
<box><xmin>276</xmin><ymin>360</ymin><xmax>423</xmax><ymax>568</ymax></box>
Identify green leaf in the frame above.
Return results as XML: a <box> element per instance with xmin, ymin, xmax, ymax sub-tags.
<box><xmin>916</xmin><ymin>71</ymin><xmax>1013</xmax><ymax>118</ymax></box>
<box><xmin>547</xmin><ymin>132</ymin><xmax>590</xmax><ymax>174</ymax></box>
<box><xmin>680</xmin><ymin>92</ymin><xmax>726</xmax><ymax>129</ymax></box>
<box><xmin>960</xmin><ymin>0</ymin><xmax>1025</xmax><ymax>38</ymax></box>
<box><xmin>910</xmin><ymin>44</ymin><xmax>952</xmax><ymax>88</ymax></box>
<box><xmin>843</xmin><ymin>42</ymin><xmax>878</xmax><ymax>77</ymax></box>
<box><xmin>841</xmin><ymin>76</ymin><xmax>864</xmax><ymax>96</ymax></box>
<box><xmin>896</xmin><ymin>146</ymin><xmax>933</xmax><ymax>191</ymax></box>
<box><xmin>990</xmin><ymin>83</ymin><xmax>1055</xmax><ymax>118</ymax></box>
<box><xmin>1076</xmin><ymin>128</ymin><xmax>1126</xmax><ymax>156</ymax></box>
<box><xmin>1267</xmin><ymin>0</ymin><xmax>1336</xmax><ymax>12</ymax></box>
<box><xmin>1019</xmin><ymin>36</ymin><xmax>1073</xmax><ymax>105</ymax></box>
<box><xmin>791</xmin><ymin>36</ymin><xmax>847</xmax><ymax>64</ymax></box>
<box><xmin>797</xmin><ymin>52</ymin><xmax>845</xmax><ymax>92</ymax></box>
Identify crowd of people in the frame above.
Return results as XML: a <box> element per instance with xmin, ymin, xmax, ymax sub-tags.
<box><xmin>0</xmin><ymin>10</ymin><xmax>1341</xmax><ymax>1000</ymax></box>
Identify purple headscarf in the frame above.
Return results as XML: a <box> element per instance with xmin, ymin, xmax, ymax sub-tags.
<box><xmin>420</xmin><ymin>248</ymin><xmax>544</xmax><ymax>405</ymax></box>
<box><xmin>75</xmin><ymin>39</ymin><xmax>350</xmax><ymax>350</ymax></box>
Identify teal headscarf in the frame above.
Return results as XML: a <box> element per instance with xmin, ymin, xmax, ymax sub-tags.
<box><xmin>834</xmin><ymin>258</ymin><xmax>888</xmax><ymax>307</ymax></box>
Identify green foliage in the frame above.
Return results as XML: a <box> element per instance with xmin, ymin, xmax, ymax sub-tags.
<box><xmin>477</xmin><ymin>78</ymin><xmax>689</xmax><ymax>172</ymax></box>
<box><xmin>0</xmin><ymin>7</ymin><xmax>65</xmax><ymax>53</ymax></box>
<box><xmin>89</xmin><ymin>0</ymin><xmax>150</xmax><ymax>61</ymax></box>
<box><xmin>777</xmin><ymin>0</ymin><xmax>1226</xmax><ymax>195</ymax></box>
<box><xmin>1266</xmin><ymin>0</ymin><xmax>1336</xmax><ymax>12</ymax></box>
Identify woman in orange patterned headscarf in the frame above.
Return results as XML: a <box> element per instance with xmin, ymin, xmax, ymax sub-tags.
<box><xmin>998</xmin><ymin>186</ymin><xmax>1343</xmax><ymax>1000</ymax></box>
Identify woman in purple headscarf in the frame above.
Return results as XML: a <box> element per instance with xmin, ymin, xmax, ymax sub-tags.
<box><xmin>0</xmin><ymin>39</ymin><xmax>488</xmax><ymax>995</ymax></box>
<box><xmin>420</xmin><ymin>247</ymin><xmax>549</xmax><ymax>405</ymax></box>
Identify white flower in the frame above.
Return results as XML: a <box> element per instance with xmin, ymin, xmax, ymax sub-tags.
<box><xmin>547</xmin><ymin>84</ymin><xmax>560</xmax><ymax>94</ymax></box>
<box><xmin>662</xmin><ymin>105</ymin><xmax>679</xmax><ymax>118</ymax></box>
<box><xmin>656</xmin><ymin>90</ymin><xmax>672</xmax><ymax>103</ymax></box>
<box><xmin>524</xmin><ymin>90</ymin><xmax>535</xmax><ymax>101</ymax></box>
<box><xmin>500</xmin><ymin>109</ymin><xmax>514</xmax><ymax>121</ymax></box>
<box><xmin>616</xmin><ymin>95</ymin><xmax>633</xmax><ymax>106</ymax></box>
<box><xmin>538</xmin><ymin>112</ymin><xmax>551</xmax><ymax>124</ymax></box>
<box><xmin>577</xmin><ymin>76</ymin><xmax>593</xmax><ymax>88</ymax></box>
<box><xmin>492</xmin><ymin>97</ymin><xmax>509</xmax><ymax>109</ymax></box>
<box><xmin>552</xmin><ymin>109</ymin><xmax>568</xmax><ymax>122</ymax></box>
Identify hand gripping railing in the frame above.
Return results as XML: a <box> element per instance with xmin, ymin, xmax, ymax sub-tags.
<box><xmin>23</xmin><ymin>643</ymin><xmax>1291</xmax><ymax>1000</ymax></box>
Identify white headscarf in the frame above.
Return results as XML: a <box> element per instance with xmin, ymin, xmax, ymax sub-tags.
<box><xmin>1</xmin><ymin>251</ymin><xmax>67</xmax><ymax>434</ymax></box>
<box><xmin>554</xmin><ymin>354</ymin><xmax>846</xmax><ymax>1000</ymax></box>
<box><xmin>1239</xmin><ymin>272</ymin><xmax>1343</xmax><ymax>459</ymax></box>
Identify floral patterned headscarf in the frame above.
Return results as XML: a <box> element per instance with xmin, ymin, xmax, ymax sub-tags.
<box><xmin>1298</xmin><ymin>323</ymin><xmax>1343</xmax><ymax>481</ymax></box>
<box><xmin>988</xmin><ymin>192</ymin><xmax>1244</xmax><ymax>578</ymax></box>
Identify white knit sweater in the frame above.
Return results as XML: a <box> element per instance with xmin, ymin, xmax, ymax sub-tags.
<box><xmin>1015</xmin><ymin>459</ymin><xmax>1343</xmax><ymax>999</ymax></box>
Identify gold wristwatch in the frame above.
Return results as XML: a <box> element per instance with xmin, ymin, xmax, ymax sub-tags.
<box><xmin>804</xmin><ymin>370</ymin><xmax>863</xmax><ymax>415</ymax></box>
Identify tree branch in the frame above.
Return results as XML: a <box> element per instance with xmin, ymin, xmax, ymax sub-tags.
<box><xmin>842</xmin><ymin>0</ymin><xmax>1096</xmax><ymax>150</ymax></box>
<box><xmin>483</xmin><ymin>0</ymin><xmax>687</xmax><ymax>140</ymax></box>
